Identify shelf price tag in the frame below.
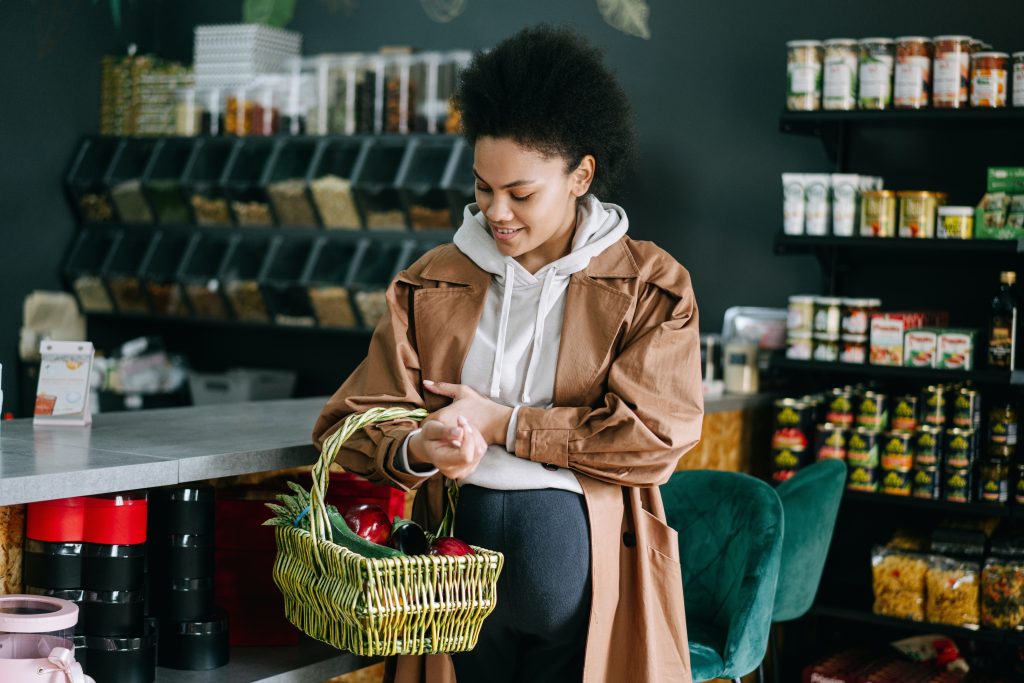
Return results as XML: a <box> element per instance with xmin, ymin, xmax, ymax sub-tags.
<box><xmin>33</xmin><ymin>341</ymin><xmax>94</xmax><ymax>427</ymax></box>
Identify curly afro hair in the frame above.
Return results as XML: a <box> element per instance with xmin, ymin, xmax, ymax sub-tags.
<box><xmin>454</xmin><ymin>25</ymin><xmax>636</xmax><ymax>199</ymax></box>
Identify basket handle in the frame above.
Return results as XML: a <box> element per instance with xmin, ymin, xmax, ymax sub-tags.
<box><xmin>311</xmin><ymin>407</ymin><xmax>428</xmax><ymax>543</ymax></box>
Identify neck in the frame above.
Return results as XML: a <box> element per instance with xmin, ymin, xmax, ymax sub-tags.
<box><xmin>516</xmin><ymin>202</ymin><xmax>579</xmax><ymax>274</ymax></box>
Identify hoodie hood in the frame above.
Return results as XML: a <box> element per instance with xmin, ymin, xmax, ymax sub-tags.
<box><xmin>452</xmin><ymin>195</ymin><xmax>629</xmax><ymax>403</ymax></box>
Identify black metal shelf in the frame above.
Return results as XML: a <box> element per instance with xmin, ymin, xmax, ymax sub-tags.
<box><xmin>808</xmin><ymin>604</ymin><xmax>1018</xmax><ymax>645</ymax></box>
<box><xmin>772</xmin><ymin>356</ymin><xmax>1024</xmax><ymax>387</ymax></box>
<box><xmin>84</xmin><ymin>221</ymin><xmax>456</xmax><ymax>244</ymax></box>
<box><xmin>85</xmin><ymin>311</ymin><xmax>375</xmax><ymax>335</ymax></box>
<box><xmin>842</xmin><ymin>490</ymin><xmax>1012</xmax><ymax>518</ymax></box>
<box><xmin>781</xmin><ymin>107</ymin><xmax>1024</xmax><ymax>133</ymax></box>
<box><xmin>774</xmin><ymin>233</ymin><xmax>1024</xmax><ymax>256</ymax></box>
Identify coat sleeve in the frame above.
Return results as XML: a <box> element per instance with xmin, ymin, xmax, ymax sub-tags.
<box><xmin>512</xmin><ymin>271</ymin><xmax>704</xmax><ymax>487</ymax></box>
<box><xmin>311</xmin><ymin>275</ymin><xmax>433</xmax><ymax>492</ymax></box>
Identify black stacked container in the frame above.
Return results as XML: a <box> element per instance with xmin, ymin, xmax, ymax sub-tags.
<box><xmin>148</xmin><ymin>485</ymin><xmax>229</xmax><ymax>671</ymax></box>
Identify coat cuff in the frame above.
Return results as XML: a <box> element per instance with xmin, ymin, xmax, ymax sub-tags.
<box><xmin>393</xmin><ymin>428</ymin><xmax>438</xmax><ymax>477</ymax></box>
<box><xmin>513</xmin><ymin>407</ymin><xmax>571</xmax><ymax>468</ymax></box>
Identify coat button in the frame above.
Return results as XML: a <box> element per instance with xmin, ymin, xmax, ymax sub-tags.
<box><xmin>622</xmin><ymin>531</ymin><xmax>636</xmax><ymax>548</ymax></box>
<box><xmin>542</xmin><ymin>463</ymin><xmax>559</xmax><ymax>471</ymax></box>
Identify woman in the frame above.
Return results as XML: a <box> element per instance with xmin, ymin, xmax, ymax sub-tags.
<box><xmin>313</xmin><ymin>25</ymin><xmax>703</xmax><ymax>683</ymax></box>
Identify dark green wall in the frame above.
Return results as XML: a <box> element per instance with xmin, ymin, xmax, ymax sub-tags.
<box><xmin>3</xmin><ymin>0</ymin><xmax>1023</xmax><ymax>415</ymax></box>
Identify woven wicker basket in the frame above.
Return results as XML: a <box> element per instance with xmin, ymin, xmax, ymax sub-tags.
<box><xmin>268</xmin><ymin>407</ymin><xmax>504</xmax><ymax>656</ymax></box>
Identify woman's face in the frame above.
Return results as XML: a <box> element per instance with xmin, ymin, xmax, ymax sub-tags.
<box><xmin>473</xmin><ymin>136</ymin><xmax>594</xmax><ymax>272</ymax></box>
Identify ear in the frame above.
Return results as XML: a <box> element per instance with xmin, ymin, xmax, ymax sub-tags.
<box><xmin>570</xmin><ymin>154</ymin><xmax>596</xmax><ymax>197</ymax></box>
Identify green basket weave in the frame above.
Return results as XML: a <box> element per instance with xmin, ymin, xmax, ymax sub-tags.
<box><xmin>267</xmin><ymin>407</ymin><xmax>504</xmax><ymax>656</ymax></box>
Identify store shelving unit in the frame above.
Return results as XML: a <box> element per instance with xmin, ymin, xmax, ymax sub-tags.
<box><xmin>842</xmin><ymin>490</ymin><xmax>1013</xmax><ymax>518</ymax></box>
<box><xmin>806</xmin><ymin>604</ymin><xmax>1019</xmax><ymax>647</ymax></box>
<box><xmin>771</xmin><ymin>355</ymin><xmax>1024</xmax><ymax>386</ymax></box>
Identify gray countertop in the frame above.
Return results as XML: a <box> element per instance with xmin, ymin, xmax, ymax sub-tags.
<box><xmin>0</xmin><ymin>392</ymin><xmax>772</xmax><ymax>506</ymax></box>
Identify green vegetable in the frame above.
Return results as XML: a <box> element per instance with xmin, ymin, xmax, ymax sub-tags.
<box><xmin>327</xmin><ymin>507</ymin><xmax>403</xmax><ymax>559</ymax></box>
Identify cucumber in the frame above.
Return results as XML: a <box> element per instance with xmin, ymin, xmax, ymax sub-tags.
<box><xmin>327</xmin><ymin>508</ymin><xmax>404</xmax><ymax>559</ymax></box>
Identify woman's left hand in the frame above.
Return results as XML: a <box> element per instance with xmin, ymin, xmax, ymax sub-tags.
<box><xmin>423</xmin><ymin>380</ymin><xmax>514</xmax><ymax>446</ymax></box>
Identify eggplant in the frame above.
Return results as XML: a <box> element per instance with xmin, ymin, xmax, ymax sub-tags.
<box><xmin>389</xmin><ymin>520</ymin><xmax>430</xmax><ymax>555</ymax></box>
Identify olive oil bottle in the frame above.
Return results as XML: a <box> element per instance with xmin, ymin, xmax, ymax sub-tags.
<box><xmin>988</xmin><ymin>271</ymin><xmax>1018</xmax><ymax>369</ymax></box>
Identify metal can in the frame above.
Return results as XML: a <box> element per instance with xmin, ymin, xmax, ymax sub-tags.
<box><xmin>979</xmin><ymin>459</ymin><xmax>1009</xmax><ymax>504</ymax></box>
<box><xmin>840</xmin><ymin>335</ymin><xmax>869</xmax><ymax>364</ymax></box>
<box><xmin>988</xmin><ymin>402</ymin><xmax>1019</xmax><ymax>447</ymax></box>
<box><xmin>913</xmin><ymin>426</ymin><xmax>943</xmax><ymax>468</ymax></box>
<box><xmin>841</xmin><ymin>298</ymin><xmax>880</xmax><ymax>337</ymax></box>
<box><xmin>813</xmin><ymin>337</ymin><xmax>840</xmax><ymax>362</ymax></box>
<box><xmin>813</xmin><ymin>297</ymin><xmax>843</xmax><ymax>338</ymax></box>
<box><xmin>898</xmin><ymin>191</ymin><xmax>948</xmax><ymax>238</ymax></box>
<box><xmin>816</xmin><ymin>424</ymin><xmax>848</xmax><ymax>461</ymax></box>
<box><xmin>800</xmin><ymin>394</ymin><xmax>826</xmax><ymax>424</ymax></box>
<box><xmin>950</xmin><ymin>388</ymin><xmax>981</xmax><ymax>431</ymax></box>
<box><xmin>920</xmin><ymin>385</ymin><xmax>948</xmax><ymax>427</ymax></box>
<box><xmin>860</xmin><ymin>190</ymin><xmax>897</xmax><ymax>237</ymax></box>
<box><xmin>855</xmin><ymin>391</ymin><xmax>889</xmax><ymax>430</ymax></box>
<box><xmin>1015</xmin><ymin>463</ymin><xmax>1024</xmax><ymax>504</ymax></box>
<box><xmin>771</xmin><ymin>399</ymin><xmax>814</xmax><ymax>481</ymax></box>
<box><xmin>891</xmin><ymin>395</ymin><xmax>919</xmax><ymax>432</ymax></box>
<box><xmin>912</xmin><ymin>467</ymin><xmax>941</xmax><ymax>500</ymax></box>
<box><xmin>848</xmin><ymin>427</ymin><xmax>881</xmax><ymax>467</ymax></box>
<box><xmin>787</xmin><ymin>295</ymin><xmax>816</xmax><ymax>336</ymax></box>
<box><xmin>786</xmin><ymin>333</ymin><xmax>813</xmax><ymax>360</ymax></box>
<box><xmin>825</xmin><ymin>389</ymin><xmax>855</xmax><ymax>427</ymax></box>
<box><xmin>880</xmin><ymin>431</ymin><xmax>914</xmax><ymax>470</ymax></box>
<box><xmin>944</xmin><ymin>428</ymin><xmax>977</xmax><ymax>469</ymax></box>
<box><xmin>880</xmin><ymin>467</ymin><xmax>913</xmax><ymax>496</ymax></box>
<box><xmin>847</xmin><ymin>464</ymin><xmax>879</xmax><ymax>492</ymax></box>
<box><xmin>943</xmin><ymin>467</ymin><xmax>973</xmax><ymax>503</ymax></box>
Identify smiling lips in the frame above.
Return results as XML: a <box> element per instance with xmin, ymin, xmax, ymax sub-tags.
<box><xmin>491</xmin><ymin>225</ymin><xmax>523</xmax><ymax>241</ymax></box>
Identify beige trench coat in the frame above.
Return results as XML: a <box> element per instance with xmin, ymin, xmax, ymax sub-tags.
<box><xmin>313</xmin><ymin>236</ymin><xmax>704</xmax><ymax>683</ymax></box>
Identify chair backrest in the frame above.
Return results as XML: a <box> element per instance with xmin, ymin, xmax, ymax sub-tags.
<box><xmin>772</xmin><ymin>458</ymin><xmax>846</xmax><ymax>622</ymax></box>
<box><xmin>661</xmin><ymin>469</ymin><xmax>783</xmax><ymax>680</ymax></box>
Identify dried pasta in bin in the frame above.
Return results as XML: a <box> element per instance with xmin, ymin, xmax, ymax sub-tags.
<box><xmin>981</xmin><ymin>557</ymin><xmax>1024</xmax><ymax>630</ymax></box>
<box><xmin>925</xmin><ymin>556</ymin><xmax>980</xmax><ymax>627</ymax></box>
<box><xmin>871</xmin><ymin>546</ymin><xmax>927</xmax><ymax>621</ymax></box>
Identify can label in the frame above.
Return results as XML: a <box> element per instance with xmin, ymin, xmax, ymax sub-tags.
<box><xmin>990</xmin><ymin>419</ymin><xmax>1018</xmax><ymax>446</ymax></box>
<box><xmin>912</xmin><ymin>468</ymin><xmax>941</xmax><ymax>500</ymax></box>
<box><xmin>1016</xmin><ymin>475</ymin><xmax>1024</xmax><ymax>504</ymax></box>
<box><xmin>881</xmin><ymin>432</ymin><xmax>913</xmax><ymax>470</ymax></box>
<box><xmin>891</xmin><ymin>396</ymin><xmax>918</xmax><ymax>432</ymax></box>
<box><xmin>856</xmin><ymin>394</ymin><xmax>888</xmax><ymax>430</ymax></box>
<box><xmin>980</xmin><ymin>475</ymin><xmax>1009</xmax><ymax>503</ymax></box>
<box><xmin>943</xmin><ymin>468</ymin><xmax>972</xmax><ymax>503</ymax></box>
<box><xmin>944</xmin><ymin>429</ymin><xmax>976</xmax><ymax>469</ymax></box>
<box><xmin>848</xmin><ymin>430</ymin><xmax>880</xmax><ymax>467</ymax></box>
<box><xmin>880</xmin><ymin>468</ymin><xmax>912</xmax><ymax>496</ymax></box>
<box><xmin>913</xmin><ymin>429</ymin><xmax>942</xmax><ymax>468</ymax></box>
<box><xmin>816</xmin><ymin>427</ymin><xmax>848</xmax><ymax>461</ymax></box>
<box><xmin>826</xmin><ymin>393</ymin><xmax>854</xmax><ymax>426</ymax></box>
<box><xmin>847</xmin><ymin>464</ymin><xmax>879</xmax><ymax>492</ymax></box>
<box><xmin>921</xmin><ymin>388</ymin><xmax>947</xmax><ymax>427</ymax></box>
<box><xmin>952</xmin><ymin>392</ymin><xmax>980</xmax><ymax>430</ymax></box>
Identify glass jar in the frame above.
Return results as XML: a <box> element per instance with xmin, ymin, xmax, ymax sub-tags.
<box><xmin>175</xmin><ymin>88</ymin><xmax>202</xmax><ymax>136</ymax></box>
<box><xmin>933</xmin><ymin>35</ymin><xmax>972</xmax><ymax>108</ymax></box>
<box><xmin>355</xmin><ymin>55</ymin><xmax>386</xmax><ymax>134</ymax></box>
<box><xmin>443</xmin><ymin>50</ymin><xmax>472</xmax><ymax>133</ymax></box>
<box><xmin>971</xmin><ymin>52</ymin><xmax>1009</xmax><ymax>108</ymax></box>
<box><xmin>823</xmin><ymin>39</ymin><xmax>859</xmax><ymax>110</ymax></box>
<box><xmin>1013</xmin><ymin>52</ymin><xmax>1024</xmax><ymax>108</ymax></box>
<box><xmin>858</xmin><ymin>38</ymin><xmax>895</xmax><ymax>110</ymax></box>
<box><xmin>384</xmin><ymin>53</ymin><xmax>420</xmax><ymax>134</ymax></box>
<box><xmin>786</xmin><ymin>40</ymin><xmax>823</xmax><ymax>111</ymax></box>
<box><xmin>894</xmin><ymin>37</ymin><xmax>932</xmax><ymax>109</ymax></box>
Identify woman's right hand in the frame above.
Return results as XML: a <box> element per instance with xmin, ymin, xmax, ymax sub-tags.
<box><xmin>407</xmin><ymin>415</ymin><xmax>487</xmax><ymax>479</ymax></box>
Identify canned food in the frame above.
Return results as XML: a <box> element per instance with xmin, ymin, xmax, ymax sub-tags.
<box><xmin>1015</xmin><ymin>463</ymin><xmax>1024</xmax><ymax>504</ymax></box>
<box><xmin>937</xmin><ymin>206</ymin><xmax>974</xmax><ymax>239</ymax></box>
<box><xmin>944</xmin><ymin>428</ymin><xmax>977</xmax><ymax>469</ymax></box>
<box><xmin>786</xmin><ymin>334</ymin><xmax>813</xmax><ymax>360</ymax></box>
<box><xmin>860</xmin><ymin>190</ymin><xmax>897</xmax><ymax>237</ymax></box>
<box><xmin>856</xmin><ymin>391</ymin><xmax>889</xmax><ymax>430</ymax></box>
<box><xmin>881</xmin><ymin>431</ymin><xmax>914</xmax><ymax>470</ymax></box>
<box><xmin>841</xmin><ymin>298</ymin><xmax>881</xmax><ymax>337</ymax></box>
<box><xmin>898</xmin><ymin>191</ymin><xmax>947</xmax><ymax>238</ymax></box>
<box><xmin>880</xmin><ymin>467</ymin><xmax>913</xmax><ymax>496</ymax></box>
<box><xmin>788</xmin><ymin>296</ymin><xmax>815</xmax><ymax>336</ymax></box>
<box><xmin>951</xmin><ymin>388</ymin><xmax>981</xmax><ymax>430</ymax></box>
<box><xmin>912</xmin><ymin>467</ymin><xmax>941</xmax><ymax>500</ymax></box>
<box><xmin>813</xmin><ymin>337</ymin><xmax>840</xmax><ymax>362</ymax></box>
<box><xmin>979</xmin><ymin>459</ymin><xmax>1009</xmax><ymax>504</ymax></box>
<box><xmin>913</xmin><ymin>426</ymin><xmax>943</xmax><ymax>468</ymax></box>
<box><xmin>772</xmin><ymin>399</ymin><xmax>814</xmax><ymax>479</ymax></box>
<box><xmin>848</xmin><ymin>428</ymin><xmax>881</xmax><ymax>467</ymax></box>
<box><xmin>943</xmin><ymin>467</ymin><xmax>973</xmax><ymax>503</ymax></box>
<box><xmin>920</xmin><ymin>385</ymin><xmax>947</xmax><ymax>427</ymax></box>
<box><xmin>891</xmin><ymin>395</ymin><xmax>919</xmax><ymax>432</ymax></box>
<box><xmin>813</xmin><ymin>297</ymin><xmax>843</xmax><ymax>337</ymax></box>
<box><xmin>847</xmin><ymin>464</ymin><xmax>879</xmax><ymax>492</ymax></box>
<box><xmin>840</xmin><ymin>336</ymin><xmax>869</xmax><ymax>364</ymax></box>
<box><xmin>816</xmin><ymin>424</ymin><xmax>848</xmax><ymax>461</ymax></box>
<box><xmin>825</xmin><ymin>389</ymin><xmax>855</xmax><ymax>427</ymax></box>
<box><xmin>988</xmin><ymin>402</ymin><xmax>1018</xmax><ymax>446</ymax></box>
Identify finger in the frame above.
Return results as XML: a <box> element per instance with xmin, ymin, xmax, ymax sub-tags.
<box><xmin>422</xmin><ymin>420</ymin><xmax>463</xmax><ymax>444</ymax></box>
<box><xmin>457</xmin><ymin>417</ymin><xmax>476</xmax><ymax>464</ymax></box>
<box><xmin>424</xmin><ymin>380</ymin><xmax>461</xmax><ymax>398</ymax></box>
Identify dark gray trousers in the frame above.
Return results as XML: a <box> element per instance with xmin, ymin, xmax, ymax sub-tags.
<box><xmin>449</xmin><ymin>485</ymin><xmax>592</xmax><ymax>683</ymax></box>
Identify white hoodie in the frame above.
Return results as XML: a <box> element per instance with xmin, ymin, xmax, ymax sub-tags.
<box><xmin>398</xmin><ymin>195</ymin><xmax>630</xmax><ymax>493</ymax></box>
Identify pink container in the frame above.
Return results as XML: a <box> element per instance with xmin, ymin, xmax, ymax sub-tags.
<box><xmin>0</xmin><ymin>595</ymin><xmax>92</xmax><ymax>682</ymax></box>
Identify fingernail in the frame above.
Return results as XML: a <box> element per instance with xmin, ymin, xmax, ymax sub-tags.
<box><xmin>423</xmin><ymin>379</ymin><xmax>434</xmax><ymax>385</ymax></box>
<box><xmin>451</xmin><ymin>440</ymin><xmax>462</xmax><ymax>447</ymax></box>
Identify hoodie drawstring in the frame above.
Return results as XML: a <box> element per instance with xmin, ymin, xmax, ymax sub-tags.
<box><xmin>520</xmin><ymin>267</ymin><xmax>558</xmax><ymax>404</ymax></box>
<box><xmin>488</xmin><ymin>261</ymin><xmax>516</xmax><ymax>399</ymax></box>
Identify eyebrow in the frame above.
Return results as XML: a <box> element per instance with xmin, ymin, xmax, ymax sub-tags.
<box><xmin>472</xmin><ymin>169</ymin><xmax>536</xmax><ymax>189</ymax></box>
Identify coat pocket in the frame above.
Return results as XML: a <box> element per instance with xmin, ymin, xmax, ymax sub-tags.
<box><xmin>635</xmin><ymin>508</ymin><xmax>691</xmax><ymax>680</ymax></box>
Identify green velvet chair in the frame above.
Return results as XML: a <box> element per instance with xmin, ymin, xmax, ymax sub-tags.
<box><xmin>661</xmin><ymin>469</ymin><xmax>784</xmax><ymax>683</ymax></box>
<box><xmin>761</xmin><ymin>458</ymin><xmax>847</xmax><ymax>682</ymax></box>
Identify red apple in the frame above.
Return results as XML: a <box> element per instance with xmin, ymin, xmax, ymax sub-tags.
<box><xmin>429</xmin><ymin>537</ymin><xmax>475</xmax><ymax>556</ymax></box>
<box><xmin>343</xmin><ymin>504</ymin><xmax>392</xmax><ymax>545</ymax></box>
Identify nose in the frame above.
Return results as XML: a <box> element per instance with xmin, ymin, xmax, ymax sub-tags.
<box><xmin>483</xmin><ymin>194</ymin><xmax>515</xmax><ymax>223</ymax></box>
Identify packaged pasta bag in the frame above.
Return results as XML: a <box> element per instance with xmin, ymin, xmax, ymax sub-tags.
<box><xmin>872</xmin><ymin>545</ymin><xmax>928</xmax><ymax>621</ymax></box>
<box><xmin>926</xmin><ymin>555</ymin><xmax>980</xmax><ymax>627</ymax></box>
<box><xmin>981</xmin><ymin>556</ymin><xmax>1024</xmax><ymax>630</ymax></box>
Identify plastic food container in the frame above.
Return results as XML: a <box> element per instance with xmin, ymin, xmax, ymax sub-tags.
<box><xmin>178</xmin><ymin>235</ymin><xmax>233</xmax><ymax>320</ymax></box>
<box><xmin>352</xmin><ymin>138</ymin><xmax>409</xmax><ymax>230</ymax></box>
<box><xmin>894</xmin><ymin>37</ymin><xmax>932</xmax><ymax>109</ymax></box>
<box><xmin>933</xmin><ymin>36</ymin><xmax>972</xmax><ymax>108</ymax></box>
<box><xmin>384</xmin><ymin>53</ymin><xmax>421</xmax><ymax>134</ymax></box>
<box><xmin>157</xmin><ymin>611</ymin><xmax>229</xmax><ymax>671</ymax></box>
<box><xmin>142</xmin><ymin>138</ymin><xmax>193</xmax><ymax>225</ymax></box>
<box><xmin>309</xmin><ymin>137</ymin><xmax>366</xmax><ymax>229</ymax></box>
<box><xmin>311</xmin><ymin>53</ymin><xmax>361</xmax><ymax>136</ymax></box>
<box><xmin>220</xmin><ymin>236</ymin><xmax>272</xmax><ymax>322</ymax></box>
<box><xmin>397</xmin><ymin>137</ymin><xmax>458</xmax><ymax>231</ymax></box>
<box><xmin>858</xmin><ymin>38</ymin><xmax>895</xmax><ymax>110</ymax></box>
<box><xmin>263</xmin><ymin>138</ymin><xmax>320</xmax><ymax>227</ymax></box>
<box><xmin>260</xmin><ymin>237</ymin><xmax>318</xmax><ymax>326</ymax></box>
<box><xmin>786</xmin><ymin>40</ymin><xmax>823</xmax><ymax>111</ymax></box>
<box><xmin>182</xmin><ymin>138</ymin><xmax>237</xmax><ymax>226</ymax></box>
<box><xmin>222</xmin><ymin>138</ymin><xmax>276</xmax><ymax>227</ymax></box>
<box><xmin>141</xmin><ymin>231</ymin><xmax>193</xmax><ymax>317</ymax></box>
<box><xmin>350</xmin><ymin>240</ymin><xmax>411</xmax><ymax>328</ymax></box>
<box><xmin>305</xmin><ymin>240</ymin><xmax>361</xmax><ymax>328</ymax></box>
<box><xmin>65</xmin><ymin>137</ymin><xmax>120</xmax><ymax>223</ymax></box>
<box><xmin>937</xmin><ymin>206</ymin><xmax>974</xmax><ymax>239</ymax></box>
<box><xmin>0</xmin><ymin>595</ymin><xmax>84</xmax><ymax>682</ymax></box>
<box><xmin>65</xmin><ymin>229</ymin><xmax>118</xmax><ymax>314</ymax></box>
<box><xmin>104</xmin><ymin>230</ymin><xmax>156</xmax><ymax>315</ymax></box>
<box><xmin>106</xmin><ymin>139</ymin><xmax>158</xmax><ymax>224</ymax></box>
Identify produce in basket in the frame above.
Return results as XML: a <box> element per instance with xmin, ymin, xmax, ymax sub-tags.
<box><xmin>390</xmin><ymin>519</ymin><xmax>431</xmax><ymax>555</ymax></box>
<box><xmin>343</xmin><ymin>504</ymin><xmax>392</xmax><ymax>545</ymax></box>
<box><xmin>431</xmin><ymin>537</ymin><xmax>475</xmax><ymax>556</ymax></box>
